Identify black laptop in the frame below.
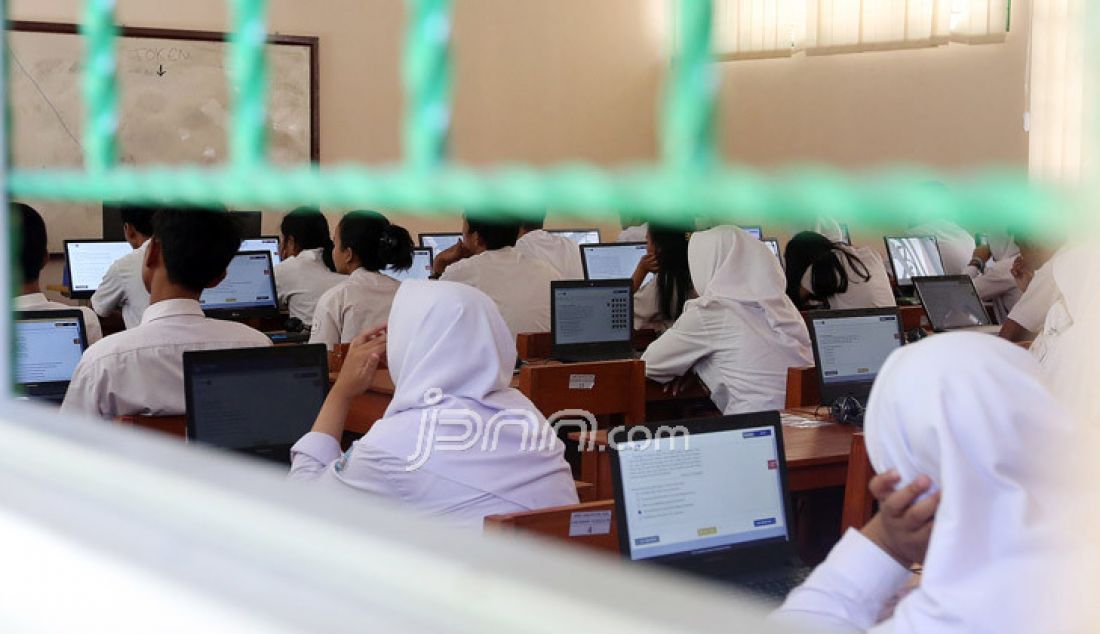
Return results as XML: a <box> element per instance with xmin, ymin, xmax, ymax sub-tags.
<box><xmin>183</xmin><ymin>344</ymin><xmax>328</xmax><ymax>464</ymax></box>
<box><xmin>609</xmin><ymin>412</ymin><xmax>809</xmax><ymax>602</ymax></box>
<box><xmin>550</xmin><ymin>279</ymin><xmax>634</xmax><ymax>362</ymax></box>
<box><xmin>913</xmin><ymin>275</ymin><xmax>999</xmax><ymax>334</ymax></box>
<box><xmin>15</xmin><ymin>310</ymin><xmax>89</xmax><ymax>404</ymax></box>
<box><xmin>807</xmin><ymin>308</ymin><xmax>905</xmax><ymax>407</ymax></box>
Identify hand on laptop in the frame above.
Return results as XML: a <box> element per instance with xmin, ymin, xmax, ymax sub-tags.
<box><xmin>431</xmin><ymin>241</ymin><xmax>473</xmax><ymax>277</ymax></box>
<box><xmin>331</xmin><ymin>327</ymin><xmax>388</xmax><ymax>401</ymax></box>
<box><xmin>861</xmin><ymin>471</ymin><xmax>939</xmax><ymax>568</ymax></box>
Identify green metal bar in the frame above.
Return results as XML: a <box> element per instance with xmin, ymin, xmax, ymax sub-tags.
<box><xmin>663</xmin><ymin>0</ymin><xmax>716</xmax><ymax>171</ymax></box>
<box><xmin>80</xmin><ymin>0</ymin><xmax>119</xmax><ymax>171</ymax></box>
<box><xmin>229</xmin><ymin>0</ymin><xmax>270</xmax><ymax>169</ymax></box>
<box><xmin>404</xmin><ymin>0</ymin><xmax>453</xmax><ymax>171</ymax></box>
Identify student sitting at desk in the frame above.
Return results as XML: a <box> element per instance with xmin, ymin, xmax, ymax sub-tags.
<box><xmin>289</xmin><ymin>281</ymin><xmax>578</xmax><ymax>528</ymax></box>
<box><xmin>61</xmin><ymin>207</ymin><xmax>271</xmax><ymax>418</ymax></box>
<box><xmin>514</xmin><ymin>211</ymin><xmax>584</xmax><ymax>279</ymax></box>
<box><xmin>309</xmin><ymin>211</ymin><xmax>412</xmax><ymax>348</ymax></box>
<box><xmin>432</xmin><ymin>214</ymin><xmax>562</xmax><ymax>340</ymax></box>
<box><xmin>642</xmin><ymin>225</ymin><xmax>813</xmax><ymax>414</ymax></box>
<box><xmin>13</xmin><ymin>202</ymin><xmax>103</xmax><ymax>344</ymax></box>
<box><xmin>91</xmin><ymin>204</ymin><xmax>155</xmax><ymax>329</ymax></box>
<box><xmin>775</xmin><ymin>333</ymin><xmax>1076</xmax><ymax>634</ymax></box>
<box><xmin>999</xmin><ymin>240</ymin><xmax>1058</xmax><ymax>343</ymax></box>
<box><xmin>784</xmin><ymin>231</ymin><xmax>895</xmax><ymax>311</ymax></box>
<box><xmin>964</xmin><ymin>231</ymin><xmax>1023</xmax><ymax>322</ymax></box>
<box><xmin>631</xmin><ymin>223</ymin><xmax>695</xmax><ymax>331</ymax></box>
<box><xmin>273</xmin><ymin>207</ymin><xmax>346</xmax><ymax>328</ymax></box>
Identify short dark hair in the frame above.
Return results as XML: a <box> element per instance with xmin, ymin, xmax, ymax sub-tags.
<box><xmin>466</xmin><ymin>214</ymin><xmax>521</xmax><ymax>250</ymax></box>
<box><xmin>13</xmin><ymin>202</ymin><xmax>47</xmax><ymax>284</ymax></box>
<box><xmin>152</xmin><ymin>206</ymin><xmax>242</xmax><ymax>292</ymax></box>
<box><xmin>518</xmin><ymin>209</ymin><xmax>547</xmax><ymax>232</ymax></box>
<box><xmin>118</xmin><ymin>204</ymin><xmax>157</xmax><ymax>237</ymax></box>
<box><xmin>339</xmin><ymin>210</ymin><xmax>414</xmax><ymax>272</ymax></box>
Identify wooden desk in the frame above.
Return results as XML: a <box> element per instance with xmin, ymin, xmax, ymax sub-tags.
<box><xmin>516</xmin><ymin>329</ymin><xmax>660</xmax><ymax>362</ymax></box>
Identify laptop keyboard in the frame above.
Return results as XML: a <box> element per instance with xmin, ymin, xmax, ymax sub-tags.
<box><xmin>742</xmin><ymin>567</ymin><xmax>811</xmax><ymax>602</ymax></box>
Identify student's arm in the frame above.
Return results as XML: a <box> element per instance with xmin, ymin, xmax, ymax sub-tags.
<box><xmin>431</xmin><ymin>241</ymin><xmax>473</xmax><ymax>278</ymax></box>
<box><xmin>80</xmin><ymin>308</ymin><xmax>104</xmax><ymax>345</ymax></box>
<box><xmin>59</xmin><ymin>357</ymin><xmax>108</xmax><ymax>418</ymax></box>
<box><xmin>640</xmin><ymin>307</ymin><xmax>710</xmax><ymax>384</ymax></box>
<box><xmin>970</xmin><ymin>258</ymin><xmax>1018</xmax><ymax>300</ymax></box>
<box><xmin>998</xmin><ymin>318</ymin><xmax>1034</xmax><ymax>343</ymax></box>
<box><xmin>89</xmin><ymin>261</ymin><xmax>126</xmax><ymax>317</ymax></box>
<box><xmin>631</xmin><ymin>254</ymin><xmax>658</xmax><ymax>293</ymax></box>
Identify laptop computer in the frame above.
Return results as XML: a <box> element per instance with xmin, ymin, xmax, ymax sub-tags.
<box><xmin>838</xmin><ymin>223</ymin><xmax>851</xmax><ymax>245</ymax></box>
<box><xmin>807</xmin><ymin>308</ymin><xmax>905</xmax><ymax>408</ymax></box>
<box><xmin>740</xmin><ymin>225</ymin><xmax>763</xmax><ymax>240</ymax></box>
<box><xmin>609</xmin><ymin>412</ymin><xmax>809</xmax><ymax>602</ymax></box>
<box><xmin>64</xmin><ymin>239</ymin><xmax>134</xmax><ymax>299</ymax></box>
<box><xmin>418</xmin><ymin>232</ymin><xmax>463</xmax><ymax>256</ymax></box>
<box><xmin>580</xmin><ymin>242</ymin><xmax>647</xmax><ymax>280</ymax></box>
<box><xmin>240</xmin><ymin>236</ymin><xmax>282</xmax><ymax>266</ymax></box>
<box><xmin>913</xmin><ymin>275</ymin><xmax>1000</xmax><ymax>334</ymax></box>
<box><xmin>200</xmin><ymin>251</ymin><xmax>280</xmax><ymax>320</ymax></box>
<box><xmin>763</xmin><ymin>238</ymin><xmax>784</xmax><ymax>271</ymax></box>
<box><xmin>884</xmin><ymin>235</ymin><xmax>946</xmax><ymax>288</ymax></box>
<box><xmin>551</xmin><ymin>279</ymin><xmax>634</xmax><ymax>362</ymax></box>
<box><xmin>549</xmin><ymin>228</ymin><xmax>601</xmax><ymax>245</ymax></box>
<box><xmin>15</xmin><ymin>310</ymin><xmax>89</xmax><ymax>404</ymax></box>
<box><xmin>382</xmin><ymin>247</ymin><xmax>434</xmax><ymax>282</ymax></box>
<box><xmin>184</xmin><ymin>344</ymin><xmax>329</xmax><ymax>464</ymax></box>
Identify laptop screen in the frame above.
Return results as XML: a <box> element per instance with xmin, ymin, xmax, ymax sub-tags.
<box><xmin>763</xmin><ymin>239</ymin><xmax>783</xmax><ymax>270</ymax></box>
<box><xmin>615</xmin><ymin>425</ymin><xmax>788</xmax><ymax>561</ymax></box>
<box><xmin>15</xmin><ymin>313</ymin><xmax>86</xmax><ymax>386</ymax></box>
<box><xmin>740</xmin><ymin>226</ymin><xmax>763</xmax><ymax>240</ymax></box>
<box><xmin>418</xmin><ymin>233</ymin><xmax>462</xmax><ymax>256</ymax></box>
<box><xmin>553</xmin><ymin>283</ymin><xmax>632</xmax><ymax>346</ymax></box>
<box><xmin>200</xmin><ymin>252</ymin><xmax>278</xmax><ymax>314</ymax></box>
<box><xmin>550</xmin><ymin>229</ymin><xmax>601</xmax><ymax>245</ymax></box>
<box><xmin>915</xmin><ymin>276</ymin><xmax>992</xmax><ymax>330</ymax></box>
<box><xmin>885</xmin><ymin>236</ymin><xmax>945</xmax><ymax>286</ymax></box>
<box><xmin>65</xmin><ymin>241</ymin><xmax>133</xmax><ymax>296</ymax></box>
<box><xmin>240</xmin><ymin>237</ymin><xmax>281</xmax><ymax>266</ymax></box>
<box><xmin>581</xmin><ymin>243</ymin><xmax>647</xmax><ymax>280</ymax></box>
<box><xmin>383</xmin><ymin>248</ymin><xmax>433</xmax><ymax>282</ymax></box>
<box><xmin>812</xmin><ymin>312</ymin><xmax>902</xmax><ymax>389</ymax></box>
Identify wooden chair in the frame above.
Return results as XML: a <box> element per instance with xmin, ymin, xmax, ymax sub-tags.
<box><xmin>516</xmin><ymin>330</ymin><xmax>662</xmax><ymax>362</ymax></box>
<box><xmin>839</xmin><ymin>433</ymin><xmax>875</xmax><ymax>533</ymax></box>
<box><xmin>484</xmin><ymin>500</ymin><xmax>618</xmax><ymax>553</ymax></box>
<box><xmin>785</xmin><ymin>366</ymin><xmax>821</xmax><ymax>409</ymax></box>
<box><xmin>574</xmin><ymin>480</ymin><xmax>597</xmax><ymax>503</ymax></box>
<box><xmin>518</xmin><ymin>359</ymin><xmax>646</xmax><ymax>426</ymax></box>
<box><xmin>116</xmin><ymin>415</ymin><xmax>188</xmax><ymax>439</ymax></box>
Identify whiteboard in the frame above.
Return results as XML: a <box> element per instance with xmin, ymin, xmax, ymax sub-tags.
<box><xmin>8</xmin><ymin>23</ymin><xmax>317</xmax><ymax>251</ymax></box>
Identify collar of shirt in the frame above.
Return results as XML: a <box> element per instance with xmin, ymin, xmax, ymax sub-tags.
<box><xmin>296</xmin><ymin>248</ymin><xmax>324</xmax><ymax>264</ymax></box>
<box><xmin>13</xmin><ymin>293</ymin><xmax>50</xmax><ymax>309</ymax></box>
<box><xmin>349</xmin><ymin>268</ymin><xmax>392</xmax><ymax>284</ymax></box>
<box><xmin>140</xmin><ymin>298</ymin><xmax>205</xmax><ymax>325</ymax></box>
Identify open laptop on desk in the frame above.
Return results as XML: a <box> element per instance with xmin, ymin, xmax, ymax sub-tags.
<box><xmin>201</xmin><ymin>251</ymin><xmax>280</xmax><ymax>321</ymax></box>
<box><xmin>808</xmin><ymin>308</ymin><xmax>904</xmax><ymax>413</ymax></box>
<box><xmin>240</xmin><ymin>236</ymin><xmax>282</xmax><ymax>266</ymax></box>
<box><xmin>383</xmin><ymin>247</ymin><xmax>433</xmax><ymax>282</ymax></box>
<box><xmin>64</xmin><ymin>239</ymin><xmax>133</xmax><ymax>299</ymax></box>
<box><xmin>15</xmin><ymin>310</ymin><xmax>89</xmax><ymax>404</ymax></box>
<box><xmin>551</xmin><ymin>279</ymin><xmax>634</xmax><ymax>362</ymax></box>
<box><xmin>580</xmin><ymin>242</ymin><xmax>652</xmax><ymax>283</ymax></box>
<box><xmin>418</xmin><ymin>232</ymin><xmax>462</xmax><ymax>256</ymax></box>
<box><xmin>763</xmin><ymin>238</ymin><xmax>784</xmax><ymax>271</ymax></box>
<box><xmin>184</xmin><ymin>344</ymin><xmax>328</xmax><ymax>464</ymax></box>
<box><xmin>549</xmin><ymin>228</ymin><xmax>601</xmax><ymax>245</ymax></box>
<box><xmin>609</xmin><ymin>412</ymin><xmax>809</xmax><ymax>602</ymax></box>
<box><xmin>913</xmin><ymin>275</ymin><xmax>1000</xmax><ymax>334</ymax></box>
<box><xmin>884</xmin><ymin>236</ymin><xmax>945</xmax><ymax>296</ymax></box>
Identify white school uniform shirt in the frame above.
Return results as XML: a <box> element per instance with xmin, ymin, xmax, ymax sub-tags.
<box><xmin>290</xmin><ymin>281</ymin><xmax>578</xmax><ymax>529</ymax></box>
<box><xmin>15</xmin><ymin>293</ymin><xmax>103</xmax><ymax>345</ymax></box>
<box><xmin>60</xmin><ymin>298</ymin><xmax>272</xmax><ymax>418</ymax></box>
<box><xmin>616</xmin><ymin>224</ymin><xmax>648</xmax><ymax>243</ymax></box>
<box><xmin>908</xmin><ymin>220</ymin><xmax>976</xmax><ymax>275</ymax></box>
<box><xmin>1006</xmin><ymin>259</ymin><xmax>1059</xmax><ymax>334</ymax></box>
<box><xmin>90</xmin><ymin>239</ymin><xmax>151</xmax><ymax>329</ymax></box>
<box><xmin>777</xmin><ymin>334</ymin><xmax>1078</xmax><ymax>633</ymax></box>
<box><xmin>440</xmin><ymin>247</ymin><xmax>563</xmax><ymax>340</ymax></box>
<box><xmin>643</xmin><ymin>226</ymin><xmax>813</xmax><ymax>414</ymax></box>
<box><xmin>633</xmin><ymin>277</ymin><xmax>695</xmax><ymax>332</ymax></box>
<box><xmin>309</xmin><ymin>268</ymin><xmax>399</xmax><ymax>348</ymax></box>
<box><xmin>514</xmin><ymin>229</ymin><xmax>584</xmax><ymax>279</ymax></box>
<box><xmin>273</xmin><ymin>248</ymin><xmax>346</xmax><ymax>326</ymax></box>
<box><xmin>964</xmin><ymin>233</ymin><xmax>1021</xmax><ymax>321</ymax></box>
<box><xmin>798</xmin><ymin>245</ymin><xmax>896</xmax><ymax>310</ymax></box>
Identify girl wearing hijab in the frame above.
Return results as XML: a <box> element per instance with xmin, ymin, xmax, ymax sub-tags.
<box><xmin>784</xmin><ymin>231</ymin><xmax>896</xmax><ymax>311</ymax></box>
<box><xmin>642</xmin><ymin>225</ymin><xmax>814</xmax><ymax>414</ymax></box>
<box><xmin>631</xmin><ymin>224</ymin><xmax>695</xmax><ymax>332</ymax></box>
<box><xmin>775</xmin><ymin>333</ymin><xmax>1078</xmax><ymax>633</ymax></box>
<box><xmin>290</xmin><ymin>280</ymin><xmax>579</xmax><ymax>528</ymax></box>
<box><xmin>274</xmin><ymin>208</ymin><xmax>346</xmax><ymax>327</ymax></box>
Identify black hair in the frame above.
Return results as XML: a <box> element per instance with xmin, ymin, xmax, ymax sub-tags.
<box><xmin>13</xmin><ymin>202</ymin><xmax>47</xmax><ymax>284</ymax></box>
<box><xmin>118</xmin><ymin>204</ymin><xmax>156</xmax><ymax>237</ymax></box>
<box><xmin>649</xmin><ymin>223</ymin><xmax>692</xmax><ymax>321</ymax></box>
<box><xmin>152</xmin><ymin>206</ymin><xmax>242</xmax><ymax>292</ymax></box>
<box><xmin>339</xmin><ymin>210</ymin><xmax>414</xmax><ymax>272</ymax></box>
<box><xmin>784</xmin><ymin>231</ymin><xmax>871</xmax><ymax>309</ymax></box>
<box><xmin>281</xmin><ymin>207</ymin><xmax>336</xmax><ymax>271</ymax></box>
<box><xmin>465</xmin><ymin>214</ymin><xmax>521</xmax><ymax>250</ymax></box>
<box><xmin>519</xmin><ymin>209</ymin><xmax>547</xmax><ymax>232</ymax></box>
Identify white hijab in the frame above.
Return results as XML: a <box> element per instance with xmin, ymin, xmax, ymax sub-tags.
<box><xmin>366</xmin><ymin>280</ymin><xmax>576</xmax><ymax>509</ymax></box>
<box><xmin>688</xmin><ymin>225</ymin><xmax>811</xmax><ymax>352</ymax></box>
<box><xmin>864</xmin><ymin>333</ymin><xmax>1079</xmax><ymax>634</ymax></box>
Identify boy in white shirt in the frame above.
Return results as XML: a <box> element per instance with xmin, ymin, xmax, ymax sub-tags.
<box><xmin>91</xmin><ymin>204</ymin><xmax>155</xmax><ymax>329</ymax></box>
<box><xmin>62</xmin><ymin>207</ymin><xmax>272</xmax><ymax>419</ymax></box>
<box><xmin>13</xmin><ymin>202</ymin><xmax>103</xmax><ymax>344</ymax></box>
<box><xmin>514</xmin><ymin>211</ymin><xmax>584</xmax><ymax>279</ymax></box>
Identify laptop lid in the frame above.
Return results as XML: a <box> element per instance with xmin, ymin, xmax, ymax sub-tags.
<box><xmin>549</xmin><ymin>229</ymin><xmax>601</xmax><ymax>245</ymax></box>
<box><xmin>200</xmin><ymin>251</ymin><xmax>280</xmax><ymax>320</ymax></box>
<box><xmin>913</xmin><ymin>275</ymin><xmax>994</xmax><ymax>331</ymax></box>
<box><xmin>418</xmin><ymin>232</ymin><xmax>462</xmax><ymax>256</ymax></box>
<box><xmin>580</xmin><ymin>242</ymin><xmax>647</xmax><ymax>280</ymax></box>
<box><xmin>551</xmin><ymin>279</ymin><xmax>633</xmax><ymax>361</ymax></box>
<box><xmin>230</xmin><ymin>211</ymin><xmax>263</xmax><ymax>239</ymax></box>
<box><xmin>383</xmin><ymin>248</ymin><xmax>434</xmax><ymax>282</ymax></box>
<box><xmin>184</xmin><ymin>344</ymin><xmax>328</xmax><ymax>463</ymax></box>
<box><xmin>63</xmin><ymin>239</ymin><xmax>133</xmax><ymax>299</ymax></box>
<box><xmin>884</xmin><ymin>235</ymin><xmax>945</xmax><ymax>287</ymax></box>
<box><xmin>762</xmin><ymin>238</ymin><xmax>784</xmax><ymax>271</ymax></box>
<box><xmin>610</xmin><ymin>412</ymin><xmax>795</xmax><ymax>573</ymax></box>
<box><xmin>15</xmin><ymin>310</ymin><xmax>89</xmax><ymax>397</ymax></box>
<box><xmin>808</xmin><ymin>308</ymin><xmax>904</xmax><ymax>405</ymax></box>
<box><xmin>240</xmin><ymin>236</ymin><xmax>282</xmax><ymax>266</ymax></box>
<box><xmin>101</xmin><ymin>203</ymin><xmax>126</xmax><ymax>241</ymax></box>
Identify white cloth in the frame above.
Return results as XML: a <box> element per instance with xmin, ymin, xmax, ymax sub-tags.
<box><xmin>642</xmin><ymin>226</ymin><xmax>813</xmax><ymax>414</ymax></box>
<box><xmin>515</xmin><ymin>230</ymin><xmax>584</xmax><ymax>279</ymax></box>
<box><xmin>440</xmin><ymin>247</ymin><xmax>562</xmax><ymax>340</ymax></box>
<box><xmin>90</xmin><ymin>240</ymin><xmax>151</xmax><ymax>329</ymax></box>
<box><xmin>616</xmin><ymin>224</ymin><xmax>648</xmax><ymax>243</ymax></box>
<box><xmin>965</xmin><ymin>234</ymin><xmax>1021</xmax><ymax>320</ymax></box>
<box><xmin>1006</xmin><ymin>259</ymin><xmax>1059</xmax><ymax>334</ymax></box>
<box><xmin>309</xmin><ymin>269</ymin><xmax>399</xmax><ymax>348</ymax></box>
<box><xmin>798</xmin><ymin>245</ymin><xmax>896</xmax><ymax>310</ymax></box>
<box><xmin>908</xmin><ymin>220</ymin><xmax>976</xmax><ymax>275</ymax></box>
<box><xmin>779</xmin><ymin>333</ymin><xmax>1078</xmax><ymax>633</ymax></box>
<box><xmin>1033</xmin><ymin>247</ymin><xmax>1083</xmax><ymax>384</ymax></box>
<box><xmin>813</xmin><ymin>217</ymin><xmax>847</xmax><ymax>243</ymax></box>
<box><xmin>15</xmin><ymin>293</ymin><xmax>103</xmax><ymax>345</ymax></box>
<box><xmin>60</xmin><ymin>299</ymin><xmax>272</xmax><ymax>418</ymax></box>
<box><xmin>290</xmin><ymin>280</ymin><xmax>578</xmax><ymax>528</ymax></box>
<box><xmin>273</xmin><ymin>248</ymin><xmax>346</xmax><ymax>326</ymax></box>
